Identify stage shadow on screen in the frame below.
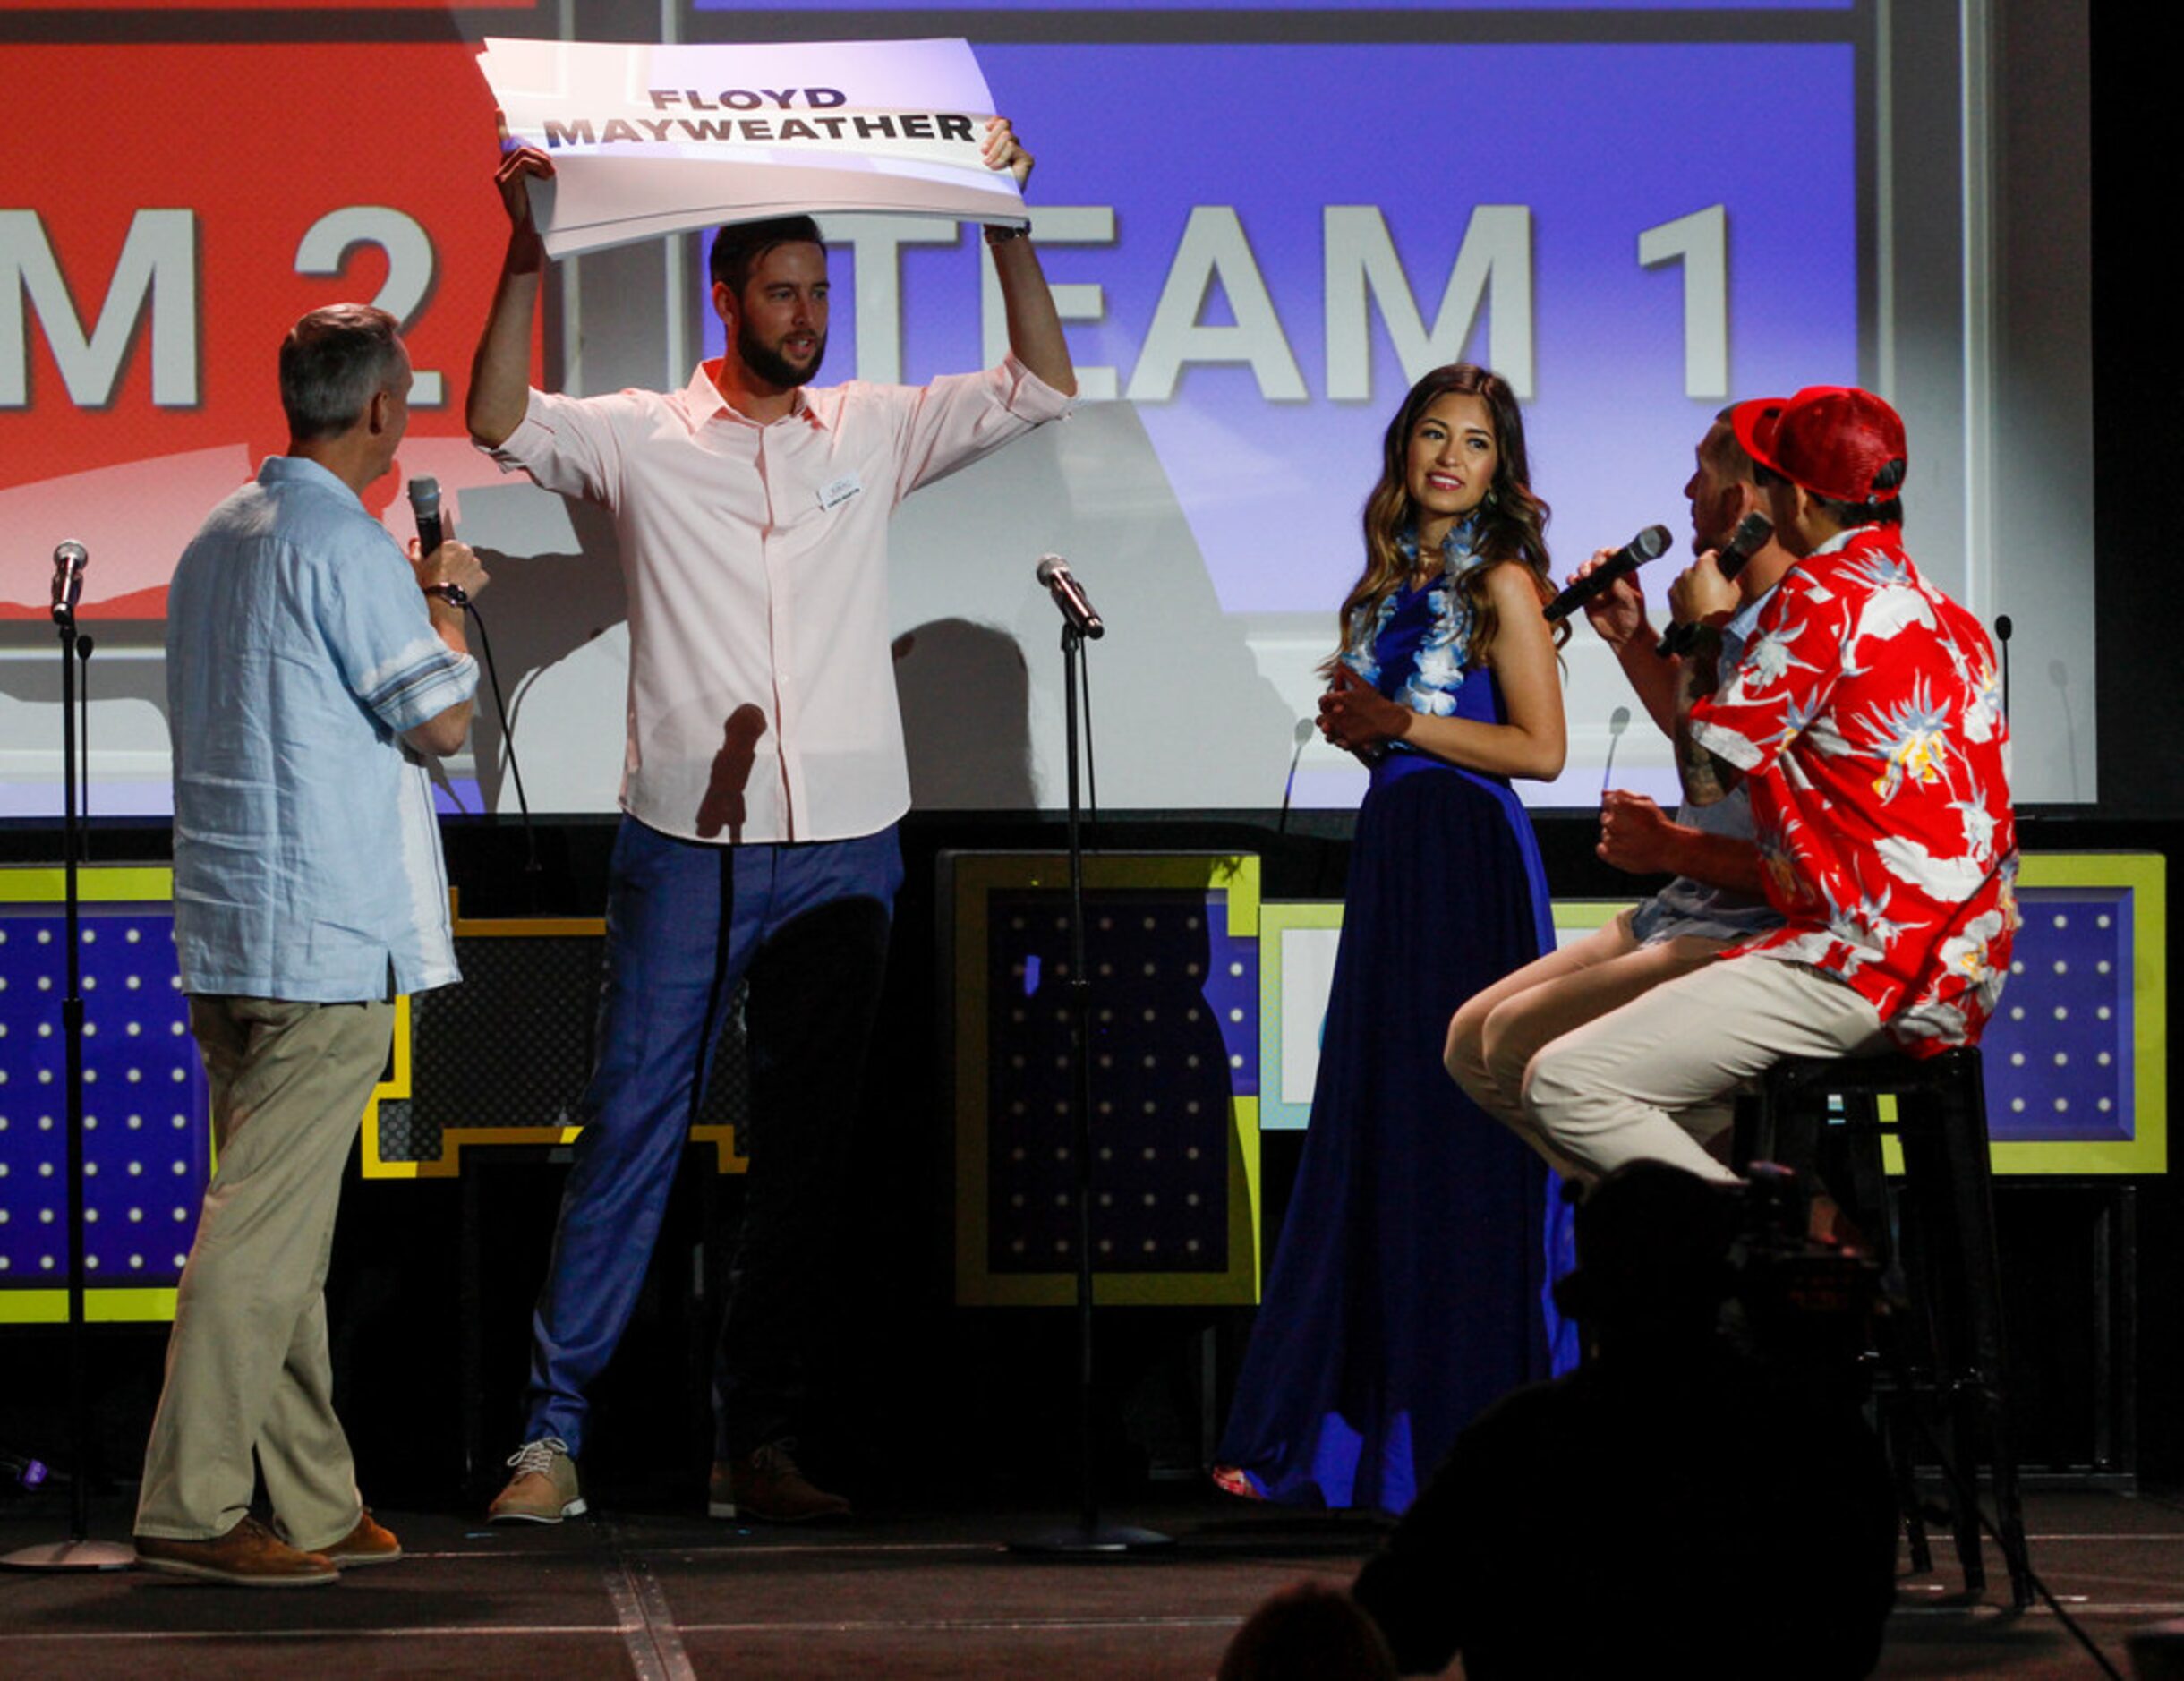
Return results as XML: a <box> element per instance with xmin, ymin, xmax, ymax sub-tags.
<box><xmin>0</xmin><ymin>622</ymin><xmax>168</xmax><ymax>715</ymax></box>
<box><xmin>455</xmin><ymin>485</ymin><xmax>629</xmax><ymax>819</ymax></box>
<box><xmin>695</xmin><ymin>703</ymin><xmax>770</xmax><ymax>843</ymax></box>
<box><xmin>892</xmin><ymin>619</ymin><xmax>1037</xmax><ymax>810</ymax></box>
<box><xmin>0</xmin><ymin>617</ymin><xmax>179</xmax><ymax>820</ymax></box>
<box><xmin>2046</xmin><ymin>657</ymin><xmax>2083</xmax><ymax>802</ymax></box>
<box><xmin>887</xmin><ymin>399</ymin><xmax>1297</xmax><ymax>813</ymax></box>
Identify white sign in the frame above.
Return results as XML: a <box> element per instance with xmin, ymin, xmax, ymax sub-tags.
<box><xmin>1278</xmin><ymin>926</ymin><xmax>1343</xmax><ymax>1109</ymax></box>
<box><xmin>477</xmin><ymin>37</ymin><xmax>1028</xmax><ymax>260</ymax></box>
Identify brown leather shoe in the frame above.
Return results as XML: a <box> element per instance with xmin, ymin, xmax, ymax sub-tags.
<box><xmin>709</xmin><ymin>1439</ymin><xmax>850</xmax><ymax>1523</ymax></box>
<box><xmin>134</xmin><ymin>1515</ymin><xmax>338</xmax><ymax>1587</ymax></box>
<box><xmin>322</xmin><ymin>1508</ymin><xmax>403</xmax><ymax>1567</ymax></box>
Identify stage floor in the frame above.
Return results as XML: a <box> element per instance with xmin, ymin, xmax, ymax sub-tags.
<box><xmin>2</xmin><ymin>1487</ymin><xmax>2179</xmax><ymax>1677</ymax></box>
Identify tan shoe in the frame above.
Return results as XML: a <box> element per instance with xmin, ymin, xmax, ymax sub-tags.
<box><xmin>489</xmin><ymin>1437</ymin><xmax>586</xmax><ymax>1524</ymax></box>
<box><xmin>322</xmin><ymin>1508</ymin><xmax>403</xmax><ymax>1567</ymax></box>
<box><xmin>134</xmin><ymin>1515</ymin><xmax>338</xmax><ymax>1587</ymax></box>
<box><xmin>709</xmin><ymin>1439</ymin><xmax>850</xmax><ymax>1523</ymax></box>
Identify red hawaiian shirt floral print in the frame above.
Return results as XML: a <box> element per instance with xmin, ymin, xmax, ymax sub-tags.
<box><xmin>1690</xmin><ymin>525</ymin><xmax>2017</xmax><ymax>1054</ymax></box>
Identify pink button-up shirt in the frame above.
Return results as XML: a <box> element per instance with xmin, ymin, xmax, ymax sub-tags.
<box><xmin>487</xmin><ymin>356</ymin><xmax>1071</xmax><ymax>844</ymax></box>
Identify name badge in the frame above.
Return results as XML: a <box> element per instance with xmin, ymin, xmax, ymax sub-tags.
<box><xmin>818</xmin><ymin>473</ymin><xmax>862</xmax><ymax>510</ymax></box>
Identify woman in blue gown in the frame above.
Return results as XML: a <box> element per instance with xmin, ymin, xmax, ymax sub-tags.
<box><xmin>1215</xmin><ymin>363</ymin><xmax>1567</xmax><ymax>1515</ymax></box>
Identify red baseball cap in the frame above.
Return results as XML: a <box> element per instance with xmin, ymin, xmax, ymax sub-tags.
<box><xmin>1725</xmin><ymin>397</ymin><xmax>1787</xmax><ymax>463</ymax></box>
<box><xmin>1734</xmin><ymin>385</ymin><xmax>1907</xmax><ymax>507</ymax></box>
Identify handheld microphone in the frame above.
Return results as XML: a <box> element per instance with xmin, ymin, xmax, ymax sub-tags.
<box><xmin>50</xmin><ymin>540</ymin><xmax>88</xmax><ymax>624</ymax></box>
<box><xmin>1655</xmin><ymin>511</ymin><xmax>1775</xmax><ymax>659</ymax></box>
<box><xmin>407</xmin><ymin>475</ymin><xmax>445</xmax><ymax>554</ymax></box>
<box><xmin>406</xmin><ymin>476</ymin><xmax>466</xmax><ymax>607</ymax></box>
<box><xmin>1036</xmin><ymin>554</ymin><xmax>1105</xmax><ymax>639</ymax></box>
<box><xmin>1542</xmin><ymin>525</ymin><xmax>1672</xmax><ymax>622</ymax></box>
<box><xmin>1994</xmin><ymin>613</ymin><xmax>2013</xmax><ymax>720</ymax></box>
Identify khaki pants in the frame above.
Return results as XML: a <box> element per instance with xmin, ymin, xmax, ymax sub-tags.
<box><xmin>1521</xmin><ymin>955</ymin><xmax>1889</xmax><ymax>1184</ymax></box>
<box><xmin>1446</xmin><ymin>909</ymin><xmax>1733</xmax><ymax>1174</ymax></box>
<box><xmin>133</xmin><ymin>995</ymin><xmax>392</xmax><ymax>1549</ymax></box>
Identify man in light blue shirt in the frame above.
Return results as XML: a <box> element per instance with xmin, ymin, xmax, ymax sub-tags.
<box><xmin>132</xmin><ymin>304</ymin><xmax>486</xmax><ymax>1587</ymax></box>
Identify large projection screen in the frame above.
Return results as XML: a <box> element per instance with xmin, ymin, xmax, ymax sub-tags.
<box><xmin>0</xmin><ymin>1</ymin><xmax>2093</xmax><ymax>820</ymax></box>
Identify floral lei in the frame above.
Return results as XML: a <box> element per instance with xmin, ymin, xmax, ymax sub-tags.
<box><xmin>1338</xmin><ymin>516</ymin><xmax>1489</xmax><ymax>719</ymax></box>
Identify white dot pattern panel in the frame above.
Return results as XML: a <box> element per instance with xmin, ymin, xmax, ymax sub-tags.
<box><xmin>0</xmin><ymin>910</ymin><xmax>209</xmax><ymax>1297</ymax></box>
<box><xmin>1978</xmin><ymin>887</ymin><xmax>2137</xmax><ymax>1143</ymax></box>
<box><xmin>985</xmin><ymin>888</ymin><xmax>1254</xmax><ymax>1274</ymax></box>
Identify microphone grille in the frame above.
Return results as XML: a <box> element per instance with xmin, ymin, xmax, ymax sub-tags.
<box><xmin>407</xmin><ymin>475</ymin><xmax>441</xmax><ymax>510</ymax></box>
<box><xmin>1636</xmin><ymin>524</ymin><xmax>1673</xmax><ymax>560</ymax></box>
<box><xmin>1035</xmin><ymin>554</ymin><xmax>1067</xmax><ymax>585</ymax></box>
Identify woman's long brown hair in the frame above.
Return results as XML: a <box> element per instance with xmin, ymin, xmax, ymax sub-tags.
<box><xmin>1325</xmin><ymin>363</ymin><xmax>1561</xmax><ymax>678</ymax></box>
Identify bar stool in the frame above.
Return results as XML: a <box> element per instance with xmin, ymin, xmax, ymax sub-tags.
<box><xmin>1734</xmin><ymin>1045</ymin><xmax>2034</xmax><ymax>1608</ymax></box>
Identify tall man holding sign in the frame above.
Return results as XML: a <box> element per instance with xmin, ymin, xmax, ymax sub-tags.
<box><xmin>469</xmin><ymin>118</ymin><xmax>1075</xmax><ymax>1524</ymax></box>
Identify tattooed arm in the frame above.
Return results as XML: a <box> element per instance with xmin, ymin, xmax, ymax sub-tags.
<box><xmin>1673</xmin><ymin>624</ymin><xmax>1744</xmax><ymax>807</ymax></box>
<box><xmin>1665</xmin><ymin>551</ymin><xmax>1745</xmax><ymax>807</ymax></box>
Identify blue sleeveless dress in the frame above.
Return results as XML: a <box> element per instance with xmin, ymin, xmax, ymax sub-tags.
<box><xmin>1216</xmin><ymin>577</ymin><xmax>1562</xmax><ymax>1514</ymax></box>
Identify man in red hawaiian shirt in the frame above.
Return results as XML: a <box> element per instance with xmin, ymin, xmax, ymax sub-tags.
<box><xmin>1519</xmin><ymin>386</ymin><xmax>2016</xmax><ymax>1180</ymax></box>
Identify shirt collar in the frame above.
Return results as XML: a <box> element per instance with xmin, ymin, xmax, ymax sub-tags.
<box><xmin>1725</xmin><ymin>582</ymin><xmax>1776</xmax><ymax>640</ymax></box>
<box><xmin>257</xmin><ymin>454</ymin><xmax>367</xmax><ymax>510</ymax></box>
<box><xmin>1806</xmin><ymin>523</ymin><xmax>1877</xmax><ymax>559</ymax></box>
<box><xmin>678</xmin><ymin>360</ymin><xmax>825</xmax><ymax>431</ymax></box>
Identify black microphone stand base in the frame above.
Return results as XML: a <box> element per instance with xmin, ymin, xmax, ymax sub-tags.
<box><xmin>1007</xmin><ymin>1522</ymin><xmax>1175</xmax><ymax>1557</ymax></box>
<box><xmin>1</xmin><ymin>1539</ymin><xmax>135</xmax><ymax>1573</ymax></box>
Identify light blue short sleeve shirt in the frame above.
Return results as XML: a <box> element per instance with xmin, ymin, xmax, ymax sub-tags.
<box><xmin>166</xmin><ymin>456</ymin><xmax>478</xmax><ymax>1001</ymax></box>
<box><xmin>1629</xmin><ymin>589</ymin><xmax>1787</xmax><ymax>948</ymax></box>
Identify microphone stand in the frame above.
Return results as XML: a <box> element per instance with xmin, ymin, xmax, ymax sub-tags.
<box><xmin>76</xmin><ymin>636</ymin><xmax>94</xmax><ymax>862</ymax></box>
<box><xmin>1009</xmin><ymin>620</ymin><xmax>1171</xmax><ymax>1557</ymax></box>
<box><xmin>1</xmin><ymin>600</ymin><xmax>132</xmax><ymax>1573</ymax></box>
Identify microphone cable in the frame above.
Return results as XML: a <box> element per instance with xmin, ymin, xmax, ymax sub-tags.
<box><xmin>1275</xmin><ymin>718</ymin><xmax>1313</xmax><ymax>835</ymax></box>
<box><xmin>1079</xmin><ymin>630</ymin><xmax>1100</xmax><ymax>840</ymax></box>
<box><xmin>75</xmin><ymin>635</ymin><xmax>94</xmax><ymax>864</ymax></box>
<box><xmin>434</xmin><ymin>586</ymin><xmax>540</xmax><ymax>882</ymax></box>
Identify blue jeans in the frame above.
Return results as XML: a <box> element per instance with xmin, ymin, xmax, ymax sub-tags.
<box><xmin>521</xmin><ymin>815</ymin><xmax>902</xmax><ymax>1458</ymax></box>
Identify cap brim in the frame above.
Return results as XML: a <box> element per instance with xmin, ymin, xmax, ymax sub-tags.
<box><xmin>1728</xmin><ymin>397</ymin><xmax>1788</xmax><ymax>477</ymax></box>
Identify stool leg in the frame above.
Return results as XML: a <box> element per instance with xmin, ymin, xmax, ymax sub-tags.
<box><xmin>1933</xmin><ymin>1058</ymin><xmax>2034</xmax><ymax>1609</ymax></box>
<box><xmin>1770</xmin><ymin>1071</ymin><xmax>1827</xmax><ymax>1175</ymax></box>
<box><xmin>1896</xmin><ymin>1095</ymin><xmax>1988</xmax><ymax>1596</ymax></box>
<box><xmin>1733</xmin><ymin>1077</ymin><xmax>1780</xmax><ymax>1173</ymax></box>
<box><xmin>1730</xmin><ymin>1088</ymin><xmax>1762</xmax><ymax>1174</ymax></box>
<box><xmin>1873</xmin><ymin>1319</ymin><xmax>1935</xmax><ymax>1578</ymax></box>
<box><xmin>1808</xmin><ymin>1090</ymin><xmax>1892</xmax><ymax>1263</ymax></box>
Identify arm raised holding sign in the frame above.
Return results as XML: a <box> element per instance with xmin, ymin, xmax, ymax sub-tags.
<box><xmin>465</xmin><ymin>134</ymin><xmax>551</xmax><ymax>451</ymax></box>
<box><xmin>977</xmin><ymin>116</ymin><xmax>1076</xmax><ymax>399</ymax></box>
